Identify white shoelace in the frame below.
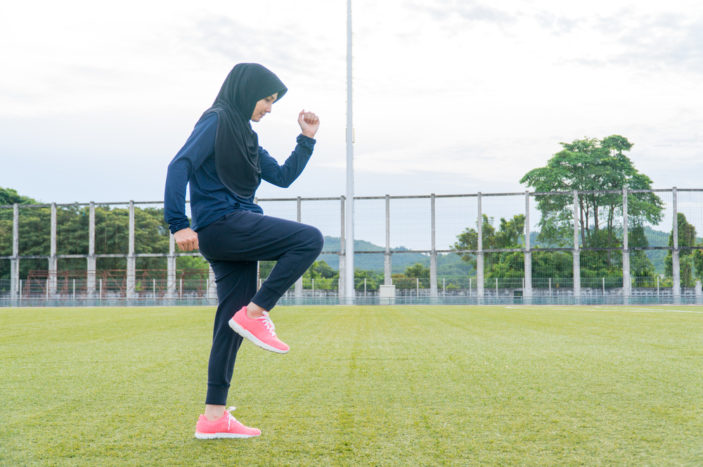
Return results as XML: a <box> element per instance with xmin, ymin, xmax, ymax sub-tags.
<box><xmin>225</xmin><ymin>406</ymin><xmax>238</xmax><ymax>428</ymax></box>
<box><xmin>258</xmin><ymin>312</ymin><xmax>277</xmax><ymax>336</ymax></box>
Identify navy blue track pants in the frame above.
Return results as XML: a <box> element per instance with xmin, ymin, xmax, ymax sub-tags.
<box><xmin>197</xmin><ymin>210</ymin><xmax>324</xmax><ymax>405</ymax></box>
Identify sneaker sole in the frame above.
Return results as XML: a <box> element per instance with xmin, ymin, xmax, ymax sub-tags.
<box><xmin>195</xmin><ymin>431</ymin><xmax>259</xmax><ymax>439</ymax></box>
<box><xmin>228</xmin><ymin>318</ymin><xmax>289</xmax><ymax>354</ymax></box>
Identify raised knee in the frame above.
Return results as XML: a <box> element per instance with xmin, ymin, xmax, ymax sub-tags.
<box><xmin>307</xmin><ymin>226</ymin><xmax>324</xmax><ymax>255</ymax></box>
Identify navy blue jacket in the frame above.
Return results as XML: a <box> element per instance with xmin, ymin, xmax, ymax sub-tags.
<box><xmin>164</xmin><ymin>113</ymin><xmax>315</xmax><ymax>233</ymax></box>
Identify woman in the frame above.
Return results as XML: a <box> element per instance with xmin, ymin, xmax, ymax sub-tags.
<box><xmin>164</xmin><ymin>63</ymin><xmax>323</xmax><ymax>439</ymax></box>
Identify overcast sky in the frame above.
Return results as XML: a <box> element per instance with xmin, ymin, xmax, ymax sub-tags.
<box><xmin>1</xmin><ymin>0</ymin><xmax>702</xmax><ymax>208</ymax></box>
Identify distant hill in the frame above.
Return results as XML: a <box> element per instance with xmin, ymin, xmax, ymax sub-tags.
<box><xmin>319</xmin><ymin>236</ymin><xmax>472</xmax><ymax>275</ymax></box>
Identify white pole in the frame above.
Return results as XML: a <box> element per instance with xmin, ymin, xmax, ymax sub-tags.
<box><xmin>344</xmin><ymin>0</ymin><xmax>355</xmax><ymax>304</ymax></box>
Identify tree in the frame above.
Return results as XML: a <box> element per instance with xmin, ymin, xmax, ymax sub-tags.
<box><xmin>693</xmin><ymin>249</ymin><xmax>703</xmax><ymax>282</ymax></box>
<box><xmin>520</xmin><ymin>135</ymin><xmax>661</xmax><ymax>279</ymax></box>
<box><xmin>629</xmin><ymin>226</ymin><xmax>656</xmax><ymax>284</ymax></box>
<box><xmin>665</xmin><ymin>213</ymin><xmax>697</xmax><ymax>287</ymax></box>
<box><xmin>303</xmin><ymin>260</ymin><xmax>340</xmax><ymax>291</ymax></box>
<box><xmin>520</xmin><ymin>135</ymin><xmax>663</xmax><ymax>248</ymax></box>
<box><xmin>0</xmin><ymin>187</ymin><xmax>36</xmax><ymax>205</ymax></box>
<box><xmin>354</xmin><ymin>269</ymin><xmax>382</xmax><ymax>292</ymax></box>
<box><xmin>404</xmin><ymin>263</ymin><xmax>430</xmax><ymax>280</ymax></box>
<box><xmin>452</xmin><ymin>214</ymin><xmax>526</xmax><ymax>280</ymax></box>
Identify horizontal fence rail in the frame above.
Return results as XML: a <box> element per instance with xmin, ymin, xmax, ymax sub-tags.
<box><xmin>1</xmin><ymin>188</ymin><xmax>703</xmax><ymax>306</ymax></box>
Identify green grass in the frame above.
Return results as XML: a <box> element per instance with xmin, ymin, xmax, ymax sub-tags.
<box><xmin>1</xmin><ymin>305</ymin><xmax>702</xmax><ymax>466</ymax></box>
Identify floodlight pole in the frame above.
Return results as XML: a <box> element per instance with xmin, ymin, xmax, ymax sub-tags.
<box><xmin>344</xmin><ymin>0</ymin><xmax>355</xmax><ymax>303</ymax></box>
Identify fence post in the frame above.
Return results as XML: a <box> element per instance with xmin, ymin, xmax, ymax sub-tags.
<box><xmin>87</xmin><ymin>202</ymin><xmax>96</xmax><ymax>299</ymax></box>
<box><xmin>49</xmin><ymin>203</ymin><xmax>57</xmax><ymax>297</ymax></box>
<box><xmin>622</xmin><ymin>186</ymin><xmax>631</xmax><ymax>302</ymax></box>
<box><xmin>339</xmin><ymin>196</ymin><xmax>346</xmax><ymax>299</ymax></box>
<box><xmin>379</xmin><ymin>194</ymin><xmax>396</xmax><ymax>302</ymax></box>
<box><xmin>10</xmin><ymin>203</ymin><xmax>19</xmax><ymax>301</ymax></box>
<box><xmin>384</xmin><ymin>194</ymin><xmax>392</xmax><ymax>285</ymax></box>
<box><xmin>295</xmin><ymin>196</ymin><xmax>303</xmax><ymax>299</ymax></box>
<box><xmin>477</xmin><ymin>192</ymin><xmax>484</xmax><ymax>299</ymax></box>
<box><xmin>167</xmin><ymin>231</ymin><xmax>176</xmax><ymax>299</ymax></box>
<box><xmin>572</xmin><ymin>190</ymin><xmax>581</xmax><ymax>300</ymax></box>
<box><xmin>430</xmin><ymin>193</ymin><xmax>438</xmax><ymax>298</ymax></box>
<box><xmin>672</xmin><ymin>187</ymin><xmax>680</xmax><ymax>300</ymax></box>
<box><xmin>126</xmin><ymin>201</ymin><xmax>136</xmax><ymax>300</ymax></box>
<box><xmin>524</xmin><ymin>191</ymin><xmax>532</xmax><ymax>300</ymax></box>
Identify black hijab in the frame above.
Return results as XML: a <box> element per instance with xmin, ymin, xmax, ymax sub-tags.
<box><xmin>200</xmin><ymin>63</ymin><xmax>287</xmax><ymax>198</ymax></box>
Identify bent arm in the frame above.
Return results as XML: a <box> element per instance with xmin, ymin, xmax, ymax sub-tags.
<box><xmin>260</xmin><ymin>135</ymin><xmax>316</xmax><ymax>188</ymax></box>
<box><xmin>164</xmin><ymin>157</ymin><xmax>193</xmax><ymax>234</ymax></box>
<box><xmin>164</xmin><ymin>113</ymin><xmax>218</xmax><ymax>234</ymax></box>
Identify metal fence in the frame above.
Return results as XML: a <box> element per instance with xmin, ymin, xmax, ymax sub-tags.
<box><xmin>1</xmin><ymin>187</ymin><xmax>702</xmax><ymax>306</ymax></box>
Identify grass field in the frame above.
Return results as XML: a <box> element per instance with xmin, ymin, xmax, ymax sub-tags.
<box><xmin>1</xmin><ymin>305</ymin><xmax>702</xmax><ymax>466</ymax></box>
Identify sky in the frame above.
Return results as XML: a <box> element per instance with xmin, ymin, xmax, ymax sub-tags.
<box><xmin>1</xmin><ymin>0</ymin><xmax>703</xmax><ymax>209</ymax></box>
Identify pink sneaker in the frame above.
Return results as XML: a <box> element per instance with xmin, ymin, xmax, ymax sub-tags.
<box><xmin>229</xmin><ymin>306</ymin><xmax>290</xmax><ymax>353</ymax></box>
<box><xmin>194</xmin><ymin>407</ymin><xmax>261</xmax><ymax>439</ymax></box>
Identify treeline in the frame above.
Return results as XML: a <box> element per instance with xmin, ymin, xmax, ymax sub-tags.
<box><xmin>0</xmin><ymin>193</ymin><xmax>181</xmax><ymax>279</ymax></box>
<box><xmin>451</xmin><ymin>212</ymin><xmax>703</xmax><ymax>287</ymax></box>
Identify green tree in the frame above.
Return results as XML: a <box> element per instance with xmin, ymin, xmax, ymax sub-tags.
<box><xmin>0</xmin><ymin>187</ymin><xmax>36</xmax><ymax>205</ymax></box>
<box><xmin>629</xmin><ymin>226</ymin><xmax>656</xmax><ymax>284</ymax></box>
<box><xmin>0</xmin><ymin>188</ymin><xmax>173</xmax><ymax>280</ymax></box>
<box><xmin>665</xmin><ymin>213</ymin><xmax>697</xmax><ymax>287</ymax></box>
<box><xmin>452</xmin><ymin>214</ymin><xmax>526</xmax><ymax>280</ymax></box>
<box><xmin>404</xmin><ymin>263</ymin><xmax>430</xmax><ymax>279</ymax></box>
<box><xmin>354</xmin><ymin>269</ymin><xmax>382</xmax><ymax>292</ymax></box>
<box><xmin>303</xmin><ymin>260</ymin><xmax>340</xmax><ymax>291</ymax></box>
<box><xmin>520</xmin><ymin>135</ymin><xmax>663</xmax><ymax>248</ymax></box>
<box><xmin>693</xmin><ymin>249</ymin><xmax>703</xmax><ymax>282</ymax></box>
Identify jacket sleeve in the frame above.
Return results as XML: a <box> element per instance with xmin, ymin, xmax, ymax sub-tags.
<box><xmin>163</xmin><ymin>114</ymin><xmax>217</xmax><ymax>233</ymax></box>
<box><xmin>260</xmin><ymin>134</ymin><xmax>316</xmax><ymax>188</ymax></box>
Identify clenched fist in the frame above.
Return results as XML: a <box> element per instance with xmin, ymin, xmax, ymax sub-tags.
<box><xmin>174</xmin><ymin>227</ymin><xmax>199</xmax><ymax>251</ymax></box>
<box><xmin>298</xmin><ymin>110</ymin><xmax>320</xmax><ymax>139</ymax></box>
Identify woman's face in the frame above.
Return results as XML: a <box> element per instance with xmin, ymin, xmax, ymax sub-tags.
<box><xmin>251</xmin><ymin>93</ymin><xmax>278</xmax><ymax>122</ymax></box>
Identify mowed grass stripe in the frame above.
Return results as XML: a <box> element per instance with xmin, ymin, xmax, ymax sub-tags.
<box><xmin>1</xmin><ymin>306</ymin><xmax>701</xmax><ymax>466</ymax></box>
